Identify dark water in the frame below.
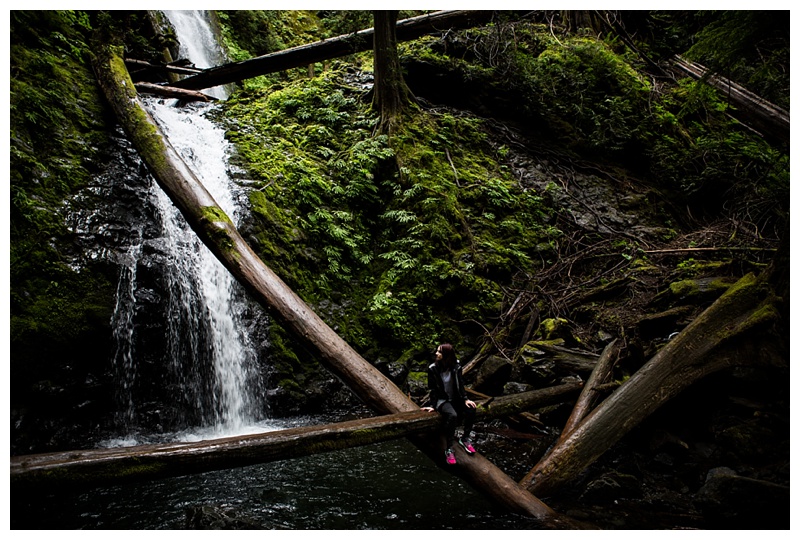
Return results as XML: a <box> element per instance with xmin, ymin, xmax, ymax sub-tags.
<box><xmin>11</xmin><ymin>436</ymin><xmax>544</xmax><ymax>530</ymax></box>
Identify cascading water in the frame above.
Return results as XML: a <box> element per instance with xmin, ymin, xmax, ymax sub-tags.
<box><xmin>107</xmin><ymin>10</ymin><xmax>268</xmax><ymax>443</ymax></box>
<box><xmin>162</xmin><ymin>10</ymin><xmax>231</xmax><ymax>100</ymax></box>
<box><xmin>146</xmin><ymin>99</ymin><xmax>265</xmax><ymax>437</ymax></box>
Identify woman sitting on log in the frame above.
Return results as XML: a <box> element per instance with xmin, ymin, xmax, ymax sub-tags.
<box><xmin>422</xmin><ymin>343</ymin><xmax>477</xmax><ymax>465</ymax></box>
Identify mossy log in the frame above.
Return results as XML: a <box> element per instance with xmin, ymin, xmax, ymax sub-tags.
<box><xmin>521</xmin><ymin>342</ymin><xmax>600</xmax><ymax>375</ymax></box>
<box><xmin>520</xmin><ymin>273</ymin><xmax>781</xmax><ymax>496</ymax></box>
<box><xmin>89</xmin><ymin>44</ymin><xmax>561</xmax><ymax>524</ymax></box>
<box><xmin>171</xmin><ymin>10</ymin><xmax>497</xmax><ymax>91</ymax></box>
<box><xmin>11</xmin><ymin>411</ymin><xmax>442</xmax><ymax>490</ymax></box>
<box><xmin>11</xmin><ymin>383</ymin><xmax>583</xmax><ymax>490</ymax></box>
<box><xmin>669</xmin><ymin>55</ymin><xmax>789</xmax><ymax>145</ymax></box>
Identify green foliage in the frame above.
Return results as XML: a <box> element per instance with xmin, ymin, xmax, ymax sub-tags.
<box><xmin>362</xmin><ymin>110</ymin><xmax>560</xmax><ymax>347</ymax></box>
<box><xmin>405</xmin><ymin>25</ymin><xmax>651</xmax><ymax>157</ymax></box>
<box><xmin>223</xmin><ymin>59</ymin><xmax>562</xmax><ymax>357</ymax></box>
<box><xmin>643</xmin><ymin>78</ymin><xmax>788</xmax><ymax>226</ymax></box>
<box><xmin>223</xmin><ymin>71</ymin><xmax>391</xmax><ymax>299</ymax></box>
<box><xmin>407</xmin><ymin>20</ymin><xmax>787</xmax><ymax>231</ymax></box>
<box><xmin>512</xmin><ymin>34</ymin><xmax>651</xmax><ymax>154</ymax></box>
<box><xmin>684</xmin><ymin>11</ymin><xmax>789</xmax><ymax>110</ymax></box>
<box><xmin>10</xmin><ymin>11</ymin><xmax>118</xmax><ymax>344</ymax></box>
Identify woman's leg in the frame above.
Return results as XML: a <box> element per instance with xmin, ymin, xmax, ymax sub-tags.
<box><xmin>461</xmin><ymin>405</ymin><xmax>476</xmax><ymax>440</ymax></box>
<box><xmin>437</xmin><ymin>401</ymin><xmax>459</xmax><ymax>449</ymax></box>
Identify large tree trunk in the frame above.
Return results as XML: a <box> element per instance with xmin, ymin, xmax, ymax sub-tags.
<box><xmin>11</xmin><ymin>383</ymin><xmax>583</xmax><ymax>490</ymax></box>
<box><xmin>372</xmin><ymin>10</ymin><xmax>414</xmax><ymax>134</ymax></box>
<box><xmin>520</xmin><ymin>273</ymin><xmax>782</xmax><ymax>497</ymax></box>
<box><xmin>169</xmin><ymin>11</ymin><xmax>496</xmax><ymax>92</ymax></box>
<box><xmin>90</xmin><ymin>44</ymin><xmax>561</xmax><ymax>524</ymax></box>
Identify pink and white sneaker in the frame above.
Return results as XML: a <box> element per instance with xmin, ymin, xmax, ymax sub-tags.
<box><xmin>445</xmin><ymin>448</ymin><xmax>457</xmax><ymax>465</ymax></box>
<box><xmin>458</xmin><ymin>438</ymin><xmax>476</xmax><ymax>455</ymax></box>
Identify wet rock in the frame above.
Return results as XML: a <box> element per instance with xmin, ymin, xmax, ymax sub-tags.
<box><xmin>580</xmin><ymin>471</ymin><xmax>644</xmax><ymax>503</ymax></box>
<box><xmin>695</xmin><ymin>467</ymin><xmax>789</xmax><ymax>529</ymax></box>
<box><xmin>537</xmin><ymin>318</ymin><xmax>572</xmax><ymax>341</ymax></box>
<box><xmin>472</xmin><ymin>355</ymin><xmax>512</xmax><ymax>395</ymax></box>
<box><xmin>404</xmin><ymin>370</ymin><xmax>428</xmax><ymax>400</ymax></box>
<box><xmin>714</xmin><ymin>420</ymin><xmax>782</xmax><ymax>463</ymax></box>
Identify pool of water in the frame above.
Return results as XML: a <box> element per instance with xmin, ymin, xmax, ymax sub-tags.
<box><xmin>12</xmin><ymin>435</ymin><xmax>546</xmax><ymax>530</ymax></box>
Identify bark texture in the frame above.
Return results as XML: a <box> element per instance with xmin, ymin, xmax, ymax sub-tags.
<box><xmin>372</xmin><ymin>10</ymin><xmax>414</xmax><ymax>134</ymax></box>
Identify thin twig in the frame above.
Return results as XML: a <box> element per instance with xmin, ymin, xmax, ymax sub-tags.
<box><xmin>445</xmin><ymin>148</ymin><xmax>461</xmax><ymax>187</ymax></box>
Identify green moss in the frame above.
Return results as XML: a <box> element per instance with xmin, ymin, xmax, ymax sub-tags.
<box><xmin>221</xmin><ymin>58</ymin><xmax>563</xmax><ymax>362</ymax></box>
<box><xmin>669</xmin><ymin>279</ymin><xmax>700</xmax><ymax>297</ymax></box>
<box><xmin>10</xmin><ymin>11</ymin><xmax>123</xmax><ymax>373</ymax></box>
<box><xmin>406</xmin><ymin>371</ymin><xmax>427</xmax><ymax>384</ymax></box>
<box><xmin>716</xmin><ymin>273</ymin><xmax>778</xmax><ymax>330</ymax></box>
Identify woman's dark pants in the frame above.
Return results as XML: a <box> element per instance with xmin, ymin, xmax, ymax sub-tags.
<box><xmin>438</xmin><ymin>401</ymin><xmax>476</xmax><ymax>449</ymax></box>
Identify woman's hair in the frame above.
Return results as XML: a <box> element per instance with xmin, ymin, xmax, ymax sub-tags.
<box><xmin>436</xmin><ymin>343</ymin><xmax>457</xmax><ymax>369</ymax></box>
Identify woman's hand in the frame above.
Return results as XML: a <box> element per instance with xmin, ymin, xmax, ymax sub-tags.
<box><xmin>421</xmin><ymin>406</ymin><xmax>435</xmax><ymax>412</ymax></box>
<box><xmin>465</xmin><ymin>399</ymin><xmax>476</xmax><ymax>409</ymax></box>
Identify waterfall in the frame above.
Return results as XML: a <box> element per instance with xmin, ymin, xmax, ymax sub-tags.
<box><xmin>163</xmin><ymin>10</ymin><xmax>231</xmax><ymax>100</ymax></box>
<box><xmin>110</xmin><ymin>242</ymin><xmax>143</xmax><ymax>427</ymax></box>
<box><xmin>108</xmin><ymin>11</ymin><xmax>268</xmax><ymax>443</ymax></box>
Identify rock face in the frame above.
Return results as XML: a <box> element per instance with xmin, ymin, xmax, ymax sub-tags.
<box><xmin>696</xmin><ymin>467</ymin><xmax>789</xmax><ymax>529</ymax></box>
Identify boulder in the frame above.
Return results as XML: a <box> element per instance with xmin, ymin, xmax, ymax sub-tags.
<box><xmin>695</xmin><ymin>467</ymin><xmax>789</xmax><ymax>528</ymax></box>
<box><xmin>472</xmin><ymin>355</ymin><xmax>512</xmax><ymax>396</ymax></box>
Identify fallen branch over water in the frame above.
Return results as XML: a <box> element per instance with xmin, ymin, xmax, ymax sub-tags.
<box><xmin>134</xmin><ymin>82</ymin><xmax>216</xmax><ymax>102</ymax></box>
<box><xmin>11</xmin><ymin>383</ymin><xmax>582</xmax><ymax>490</ymax></box>
<box><xmin>171</xmin><ymin>10</ymin><xmax>496</xmax><ymax>91</ymax></box>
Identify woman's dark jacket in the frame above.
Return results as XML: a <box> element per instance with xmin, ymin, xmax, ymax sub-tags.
<box><xmin>427</xmin><ymin>361</ymin><xmax>468</xmax><ymax>411</ymax></box>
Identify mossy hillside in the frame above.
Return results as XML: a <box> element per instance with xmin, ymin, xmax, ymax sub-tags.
<box><xmin>222</xmin><ymin>67</ymin><xmax>562</xmax><ymax>388</ymax></box>
<box><xmin>10</xmin><ymin>11</ymin><xmax>119</xmax><ymax>374</ymax></box>
<box><xmin>376</xmin><ymin>110</ymin><xmax>560</xmax><ymax>342</ymax></box>
<box><xmin>402</xmin><ymin>22</ymin><xmax>788</xmax><ymax>229</ymax></box>
<box><xmin>223</xmin><ymin>73</ymin><xmax>390</xmax><ymax>303</ymax></box>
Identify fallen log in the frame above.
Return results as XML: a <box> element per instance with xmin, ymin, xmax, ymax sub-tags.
<box><xmin>134</xmin><ymin>82</ymin><xmax>216</xmax><ymax>102</ymax></box>
<box><xmin>11</xmin><ymin>411</ymin><xmax>441</xmax><ymax>490</ymax></box>
<box><xmin>171</xmin><ymin>10</ymin><xmax>498</xmax><ymax>91</ymax></box>
<box><xmin>556</xmin><ymin>339</ymin><xmax>621</xmax><ymax>442</ymax></box>
<box><xmin>125</xmin><ymin>58</ymin><xmax>204</xmax><ymax>76</ymax></box>
<box><xmin>90</xmin><ymin>44</ymin><xmax>560</xmax><ymax>523</ymax></box>
<box><xmin>477</xmin><ymin>381</ymin><xmax>583</xmax><ymax>418</ymax></box>
<box><xmin>520</xmin><ymin>273</ymin><xmax>781</xmax><ymax>497</ymax></box>
<box><xmin>669</xmin><ymin>55</ymin><xmax>789</xmax><ymax>145</ymax></box>
<box><xmin>11</xmin><ymin>383</ymin><xmax>583</xmax><ymax>490</ymax></box>
<box><xmin>533</xmin><ymin>343</ymin><xmax>599</xmax><ymax>374</ymax></box>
